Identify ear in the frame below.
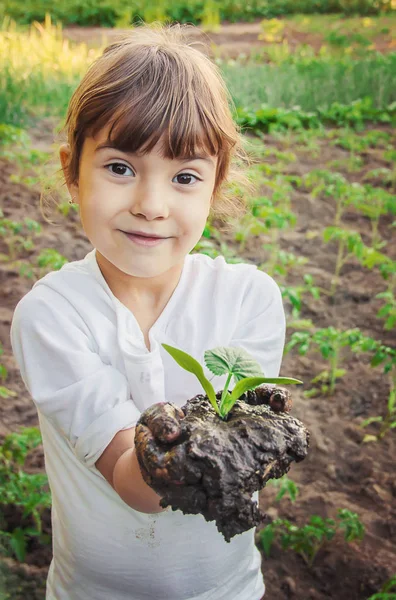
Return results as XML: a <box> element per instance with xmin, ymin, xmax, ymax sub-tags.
<box><xmin>59</xmin><ymin>143</ymin><xmax>79</xmax><ymax>202</ymax></box>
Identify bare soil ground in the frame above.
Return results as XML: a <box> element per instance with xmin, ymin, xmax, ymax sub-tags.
<box><xmin>1</xmin><ymin>24</ymin><xmax>395</xmax><ymax>600</ymax></box>
<box><xmin>60</xmin><ymin>18</ymin><xmax>396</xmax><ymax>59</ymax></box>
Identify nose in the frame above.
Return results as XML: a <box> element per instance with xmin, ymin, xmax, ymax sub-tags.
<box><xmin>131</xmin><ymin>180</ymin><xmax>170</xmax><ymax>221</ymax></box>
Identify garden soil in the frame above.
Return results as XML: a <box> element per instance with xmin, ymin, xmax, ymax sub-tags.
<box><xmin>1</xmin><ymin>23</ymin><xmax>396</xmax><ymax>600</ymax></box>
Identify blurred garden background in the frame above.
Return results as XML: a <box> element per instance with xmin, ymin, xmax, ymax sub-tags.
<box><xmin>0</xmin><ymin>1</ymin><xmax>395</xmax><ymax>598</ymax></box>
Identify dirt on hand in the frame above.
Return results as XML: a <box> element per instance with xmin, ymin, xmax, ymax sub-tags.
<box><xmin>134</xmin><ymin>386</ymin><xmax>310</xmax><ymax>542</ymax></box>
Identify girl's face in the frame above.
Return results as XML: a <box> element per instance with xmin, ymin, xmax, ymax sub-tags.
<box><xmin>60</xmin><ymin>124</ymin><xmax>217</xmax><ymax>290</ymax></box>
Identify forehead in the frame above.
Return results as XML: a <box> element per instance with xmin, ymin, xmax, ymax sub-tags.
<box><xmin>86</xmin><ymin>123</ymin><xmax>217</xmax><ymax>166</ymax></box>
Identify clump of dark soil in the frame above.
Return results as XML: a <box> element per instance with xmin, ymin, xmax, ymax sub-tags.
<box><xmin>135</xmin><ymin>387</ymin><xmax>310</xmax><ymax>542</ymax></box>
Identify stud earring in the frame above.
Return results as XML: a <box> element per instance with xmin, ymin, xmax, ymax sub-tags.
<box><xmin>69</xmin><ymin>196</ymin><xmax>76</xmax><ymax>205</ymax></box>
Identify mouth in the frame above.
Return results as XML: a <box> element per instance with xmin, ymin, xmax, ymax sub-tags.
<box><xmin>122</xmin><ymin>230</ymin><xmax>168</xmax><ymax>239</ymax></box>
<box><xmin>120</xmin><ymin>230</ymin><xmax>168</xmax><ymax>247</ymax></box>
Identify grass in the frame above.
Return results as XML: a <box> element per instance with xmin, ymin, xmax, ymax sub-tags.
<box><xmin>221</xmin><ymin>54</ymin><xmax>396</xmax><ymax>112</ymax></box>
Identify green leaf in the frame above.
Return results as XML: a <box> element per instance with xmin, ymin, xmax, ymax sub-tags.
<box><xmin>204</xmin><ymin>346</ymin><xmax>264</xmax><ymax>382</ymax></box>
<box><xmin>260</xmin><ymin>525</ymin><xmax>275</xmax><ymax>557</ymax></box>
<box><xmin>229</xmin><ymin>376</ymin><xmax>303</xmax><ymax>405</ymax></box>
<box><xmin>360</xmin><ymin>416</ymin><xmax>383</xmax><ymax>428</ymax></box>
<box><xmin>219</xmin><ymin>391</ymin><xmax>234</xmax><ymax>417</ymax></box>
<box><xmin>162</xmin><ymin>344</ymin><xmax>220</xmax><ymax>415</ymax></box>
<box><xmin>9</xmin><ymin>528</ymin><xmax>27</xmax><ymax>562</ymax></box>
<box><xmin>220</xmin><ymin>376</ymin><xmax>302</xmax><ymax>417</ymax></box>
<box><xmin>388</xmin><ymin>389</ymin><xmax>396</xmax><ymax>414</ymax></box>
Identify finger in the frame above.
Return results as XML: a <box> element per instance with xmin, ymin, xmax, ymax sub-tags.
<box><xmin>254</xmin><ymin>385</ymin><xmax>292</xmax><ymax>413</ymax></box>
<box><xmin>134</xmin><ymin>423</ymin><xmax>187</xmax><ymax>485</ymax></box>
<box><xmin>269</xmin><ymin>387</ymin><xmax>292</xmax><ymax>413</ymax></box>
<box><xmin>140</xmin><ymin>402</ymin><xmax>185</xmax><ymax>443</ymax></box>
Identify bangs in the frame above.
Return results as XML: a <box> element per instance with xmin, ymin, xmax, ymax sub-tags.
<box><xmin>84</xmin><ymin>47</ymin><xmax>235</xmax><ymax>160</ymax></box>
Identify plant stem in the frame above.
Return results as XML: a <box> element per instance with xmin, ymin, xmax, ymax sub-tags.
<box><xmin>330</xmin><ymin>237</ymin><xmax>345</xmax><ymax>297</ymax></box>
<box><xmin>329</xmin><ymin>341</ymin><xmax>340</xmax><ymax>395</ymax></box>
<box><xmin>371</xmin><ymin>216</ymin><xmax>380</xmax><ymax>249</ymax></box>
<box><xmin>334</xmin><ymin>195</ymin><xmax>344</xmax><ymax>228</ymax></box>
<box><xmin>220</xmin><ymin>372</ymin><xmax>233</xmax><ymax>407</ymax></box>
<box><xmin>379</xmin><ymin>373</ymin><xmax>396</xmax><ymax>439</ymax></box>
<box><xmin>387</xmin><ymin>272</ymin><xmax>396</xmax><ymax>296</ymax></box>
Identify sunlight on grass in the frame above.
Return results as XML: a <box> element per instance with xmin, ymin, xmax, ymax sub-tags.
<box><xmin>0</xmin><ymin>15</ymin><xmax>103</xmax><ymax>125</ymax></box>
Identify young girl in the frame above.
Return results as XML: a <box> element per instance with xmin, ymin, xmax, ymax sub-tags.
<box><xmin>10</xmin><ymin>22</ymin><xmax>286</xmax><ymax>600</ymax></box>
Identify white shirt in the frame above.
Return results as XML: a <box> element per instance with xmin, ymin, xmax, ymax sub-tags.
<box><xmin>10</xmin><ymin>248</ymin><xmax>286</xmax><ymax>600</ymax></box>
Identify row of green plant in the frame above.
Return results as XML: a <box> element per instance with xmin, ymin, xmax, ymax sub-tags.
<box><xmin>234</xmin><ymin>97</ymin><xmax>396</xmax><ymax>134</ymax></box>
<box><xmin>262</xmin><ymin>475</ymin><xmax>396</xmax><ymax>599</ymax></box>
<box><xmin>1</xmin><ymin>0</ymin><xmax>394</xmax><ymax>28</ymax></box>
<box><xmin>285</xmin><ymin>321</ymin><xmax>396</xmax><ymax>440</ymax></box>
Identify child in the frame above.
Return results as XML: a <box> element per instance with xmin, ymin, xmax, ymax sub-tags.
<box><xmin>10</xmin><ymin>22</ymin><xmax>286</xmax><ymax>600</ymax></box>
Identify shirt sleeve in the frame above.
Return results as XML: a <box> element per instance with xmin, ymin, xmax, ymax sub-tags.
<box><xmin>229</xmin><ymin>268</ymin><xmax>286</xmax><ymax>379</ymax></box>
<box><xmin>9</xmin><ymin>286</ymin><xmax>141</xmax><ymax>469</ymax></box>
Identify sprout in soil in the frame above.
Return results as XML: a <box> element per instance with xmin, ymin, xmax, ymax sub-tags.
<box><xmin>162</xmin><ymin>343</ymin><xmax>303</xmax><ymax>419</ymax></box>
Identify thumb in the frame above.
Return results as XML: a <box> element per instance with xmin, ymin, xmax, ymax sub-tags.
<box><xmin>143</xmin><ymin>402</ymin><xmax>185</xmax><ymax>444</ymax></box>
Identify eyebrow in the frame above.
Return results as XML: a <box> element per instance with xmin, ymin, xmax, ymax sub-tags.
<box><xmin>94</xmin><ymin>143</ymin><xmax>215</xmax><ymax>164</ymax></box>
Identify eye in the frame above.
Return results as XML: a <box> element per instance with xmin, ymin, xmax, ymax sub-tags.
<box><xmin>173</xmin><ymin>173</ymin><xmax>201</xmax><ymax>186</ymax></box>
<box><xmin>105</xmin><ymin>163</ymin><xmax>133</xmax><ymax>177</ymax></box>
<box><xmin>105</xmin><ymin>163</ymin><xmax>201</xmax><ymax>185</ymax></box>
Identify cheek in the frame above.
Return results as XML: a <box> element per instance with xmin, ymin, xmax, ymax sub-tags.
<box><xmin>180</xmin><ymin>202</ymin><xmax>210</xmax><ymax>230</ymax></box>
<box><xmin>185</xmin><ymin>192</ymin><xmax>211</xmax><ymax>217</ymax></box>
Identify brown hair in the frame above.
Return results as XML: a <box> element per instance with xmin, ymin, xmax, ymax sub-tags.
<box><xmin>42</xmin><ymin>21</ymin><xmax>257</xmax><ymax>231</ymax></box>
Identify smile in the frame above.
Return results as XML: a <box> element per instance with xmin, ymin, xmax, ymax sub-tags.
<box><xmin>121</xmin><ymin>231</ymin><xmax>168</xmax><ymax>247</ymax></box>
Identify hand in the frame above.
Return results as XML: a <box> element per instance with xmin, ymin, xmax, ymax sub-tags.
<box><xmin>244</xmin><ymin>384</ymin><xmax>292</xmax><ymax>413</ymax></box>
<box><xmin>134</xmin><ymin>402</ymin><xmax>189</xmax><ymax>491</ymax></box>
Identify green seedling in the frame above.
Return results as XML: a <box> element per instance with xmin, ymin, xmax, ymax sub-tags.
<box><xmin>293</xmin><ymin>129</ymin><xmax>323</xmax><ymax>158</ymax></box>
<box><xmin>161</xmin><ymin>345</ymin><xmax>302</xmax><ymax>419</ymax></box>
<box><xmin>323</xmin><ymin>226</ymin><xmax>366</xmax><ymax>296</ymax></box>
<box><xmin>350</xmin><ymin>337</ymin><xmax>396</xmax><ymax>442</ymax></box>
<box><xmin>0</xmin><ymin>209</ymin><xmax>42</xmax><ymax>262</ymax></box>
<box><xmin>268</xmin><ymin>474</ymin><xmax>300</xmax><ymax>503</ymax></box>
<box><xmin>301</xmin><ymin>169</ymin><xmax>352</xmax><ymax>228</ymax></box>
<box><xmin>375</xmin><ymin>290</ymin><xmax>396</xmax><ymax>331</ymax></box>
<box><xmin>0</xmin><ymin>123</ymin><xmax>51</xmax><ymax>187</ymax></box>
<box><xmin>260</xmin><ymin>250</ymin><xmax>309</xmax><ymax>280</ymax></box>
<box><xmin>279</xmin><ymin>275</ymin><xmax>321</xmax><ymax>318</ymax></box>
<box><xmin>0</xmin><ymin>427</ymin><xmax>51</xmax><ymax>562</ymax></box>
<box><xmin>345</xmin><ymin>185</ymin><xmax>396</xmax><ymax>248</ymax></box>
<box><xmin>321</xmin><ymin>226</ymin><xmax>390</xmax><ymax>297</ymax></box>
<box><xmin>285</xmin><ymin>323</ymin><xmax>366</xmax><ymax>396</ymax></box>
<box><xmin>194</xmin><ymin>227</ymin><xmax>244</xmax><ymax>264</ymax></box>
<box><xmin>260</xmin><ymin>509</ymin><xmax>365</xmax><ymax>568</ymax></box>
<box><xmin>350</xmin><ymin>247</ymin><xmax>396</xmax><ymax>330</ymax></box>
<box><xmin>233</xmin><ymin>187</ymin><xmax>295</xmax><ymax>253</ymax></box>
<box><xmin>363</xmin><ymin>167</ymin><xmax>396</xmax><ymax>191</ymax></box>
<box><xmin>16</xmin><ymin>248</ymin><xmax>69</xmax><ymax>281</ymax></box>
<box><xmin>367</xmin><ymin>574</ymin><xmax>396</xmax><ymax>600</ymax></box>
<box><xmin>302</xmin><ymin>168</ymin><xmax>396</xmax><ymax>244</ymax></box>
<box><xmin>360</xmin><ymin>385</ymin><xmax>396</xmax><ymax>443</ymax></box>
